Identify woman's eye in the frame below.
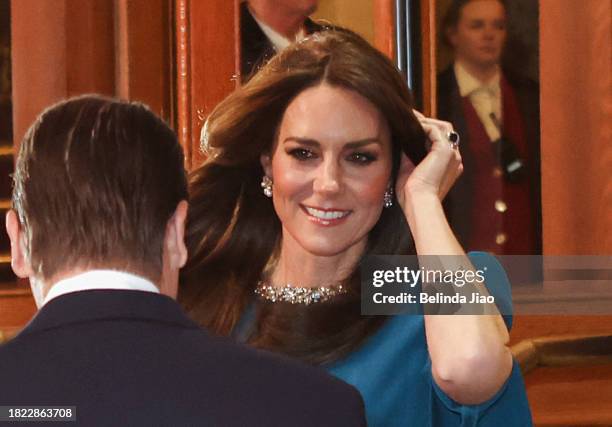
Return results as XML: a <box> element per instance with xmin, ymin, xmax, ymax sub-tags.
<box><xmin>288</xmin><ymin>148</ymin><xmax>316</xmax><ymax>160</ymax></box>
<box><xmin>348</xmin><ymin>152</ymin><xmax>377</xmax><ymax>165</ymax></box>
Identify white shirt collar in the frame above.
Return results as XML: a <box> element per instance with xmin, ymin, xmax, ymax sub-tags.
<box><xmin>454</xmin><ymin>61</ymin><xmax>500</xmax><ymax>97</ymax></box>
<box><xmin>249</xmin><ymin>7</ymin><xmax>306</xmax><ymax>52</ymax></box>
<box><xmin>43</xmin><ymin>270</ymin><xmax>159</xmax><ymax>307</ymax></box>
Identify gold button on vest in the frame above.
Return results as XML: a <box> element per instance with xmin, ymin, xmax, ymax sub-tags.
<box><xmin>495</xmin><ymin>200</ymin><xmax>508</xmax><ymax>213</ymax></box>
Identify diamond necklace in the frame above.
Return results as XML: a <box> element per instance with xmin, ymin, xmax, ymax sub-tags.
<box><xmin>254</xmin><ymin>282</ymin><xmax>347</xmax><ymax>305</ymax></box>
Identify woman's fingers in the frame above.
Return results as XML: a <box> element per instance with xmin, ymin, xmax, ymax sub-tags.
<box><xmin>413</xmin><ymin>109</ymin><xmax>454</xmax><ymax>134</ymax></box>
<box><xmin>412</xmin><ymin>109</ymin><xmax>426</xmax><ymax>119</ymax></box>
<box><xmin>418</xmin><ymin>117</ymin><xmax>454</xmax><ymax>133</ymax></box>
<box><xmin>405</xmin><ymin>110</ymin><xmax>463</xmax><ymax>200</ymax></box>
<box><xmin>422</xmin><ymin>123</ymin><xmax>457</xmax><ymax>157</ymax></box>
<box><xmin>413</xmin><ymin>114</ymin><xmax>457</xmax><ymax>152</ymax></box>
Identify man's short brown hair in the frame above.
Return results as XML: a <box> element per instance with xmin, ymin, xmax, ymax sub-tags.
<box><xmin>12</xmin><ymin>95</ymin><xmax>188</xmax><ymax>281</ymax></box>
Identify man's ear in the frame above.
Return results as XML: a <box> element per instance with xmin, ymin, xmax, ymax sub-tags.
<box><xmin>5</xmin><ymin>209</ymin><xmax>33</xmax><ymax>278</ymax></box>
<box><xmin>260</xmin><ymin>153</ymin><xmax>272</xmax><ymax>178</ymax></box>
<box><xmin>159</xmin><ymin>200</ymin><xmax>188</xmax><ymax>300</ymax></box>
<box><xmin>164</xmin><ymin>200</ymin><xmax>188</xmax><ymax>270</ymax></box>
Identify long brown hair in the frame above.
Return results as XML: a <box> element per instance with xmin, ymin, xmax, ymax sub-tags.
<box><xmin>180</xmin><ymin>30</ymin><xmax>427</xmax><ymax>364</ymax></box>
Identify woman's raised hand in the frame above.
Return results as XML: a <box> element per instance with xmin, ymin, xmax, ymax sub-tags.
<box><xmin>395</xmin><ymin>110</ymin><xmax>463</xmax><ymax>211</ymax></box>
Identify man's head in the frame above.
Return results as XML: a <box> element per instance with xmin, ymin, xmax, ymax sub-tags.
<box><xmin>6</xmin><ymin>95</ymin><xmax>188</xmax><ymax>305</ymax></box>
<box><xmin>443</xmin><ymin>0</ymin><xmax>507</xmax><ymax>71</ymax></box>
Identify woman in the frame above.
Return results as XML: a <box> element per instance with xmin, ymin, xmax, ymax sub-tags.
<box><xmin>181</xmin><ymin>30</ymin><xmax>531</xmax><ymax>426</ymax></box>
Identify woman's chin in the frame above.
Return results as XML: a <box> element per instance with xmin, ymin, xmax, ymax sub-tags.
<box><xmin>295</xmin><ymin>236</ymin><xmax>365</xmax><ymax>258</ymax></box>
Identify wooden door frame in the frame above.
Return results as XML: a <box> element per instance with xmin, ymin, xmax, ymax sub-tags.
<box><xmin>373</xmin><ymin>0</ymin><xmax>436</xmax><ymax>116</ymax></box>
<box><xmin>174</xmin><ymin>0</ymin><xmax>240</xmax><ymax>170</ymax></box>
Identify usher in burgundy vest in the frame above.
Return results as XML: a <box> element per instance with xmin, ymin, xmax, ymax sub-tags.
<box><xmin>460</xmin><ymin>76</ymin><xmax>536</xmax><ymax>254</ymax></box>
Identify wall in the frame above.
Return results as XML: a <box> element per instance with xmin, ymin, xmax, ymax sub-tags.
<box><xmin>312</xmin><ymin>0</ymin><xmax>375</xmax><ymax>44</ymax></box>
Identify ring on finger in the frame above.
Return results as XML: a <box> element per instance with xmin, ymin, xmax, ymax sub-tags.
<box><xmin>447</xmin><ymin>131</ymin><xmax>460</xmax><ymax>149</ymax></box>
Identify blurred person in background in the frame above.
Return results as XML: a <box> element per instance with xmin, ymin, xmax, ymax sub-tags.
<box><xmin>438</xmin><ymin>0</ymin><xmax>541</xmax><ymax>254</ymax></box>
<box><xmin>241</xmin><ymin>0</ymin><xmax>322</xmax><ymax>80</ymax></box>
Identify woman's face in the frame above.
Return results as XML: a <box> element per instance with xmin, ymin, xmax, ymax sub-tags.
<box><xmin>261</xmin><ymin>84</ymin><xmax>392</xmax><ymax>257</ymax></box>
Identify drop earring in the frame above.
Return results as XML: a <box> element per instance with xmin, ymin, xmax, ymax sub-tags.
<box><xmin>261</xmin><ymin>175</ymin><xmax>273</xmax><ymax>198</ymax></box>
<box><xmin>383</xmin><ymin>184</ymin><xmax>393</xmax><ymax>208</ymax></box>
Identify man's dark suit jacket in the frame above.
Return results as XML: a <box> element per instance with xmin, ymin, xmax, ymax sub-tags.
<box><xmin>240</xmin><ymin>2</ymin><xmax>324</xmax><ymax>81</ymax></box>
<box><xmin>0</xmin><ymin>289</ymin><xmax>365</xmax><ymax>426</ymax></box>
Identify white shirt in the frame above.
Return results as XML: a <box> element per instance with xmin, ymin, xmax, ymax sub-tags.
<box><xmin>249</xmin><ymin>7</ymin><xmax>306</xmax><ymax>52</ymax></box>
<box><xmin>454</xmin><ymin>61</ymin><xmax>502</xmax><ymax>142</ymax></box>
<box><xmin>43</xmin><ymin>270</ymin><xmax>159</xmax><ymax>307</ymax></box>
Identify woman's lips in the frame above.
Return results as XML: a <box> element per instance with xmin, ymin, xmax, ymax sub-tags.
<box><xmin>301</xmin><ymin>205</ymin><xmax>352</xmax><ymax>226</ymax></box>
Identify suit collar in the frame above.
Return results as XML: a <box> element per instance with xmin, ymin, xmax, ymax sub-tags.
<box><xmin>248</xmin><ymin>4</ymin><xmax>306</xmax><ymax>51</ymax></box>
<box><xmin>240</xmin><ymin>2</ymin><xmax>276</xmax><ymax>79</ymax></box>
<box><xmin>304</xmin><ymin>17</ymin><xmax>323</xmax><ymax>34</ymax></box>
<box><xmin>43</xmin><ymin>270</ymin><xmax>159</xmax><ymax>307</ymax></box>
<box><xmin>17</xmin><ymin>290</ymin><xmax>199</xmax><ymax>338</ymax></box>
<box><xmin>239</xmin><ymin>2</ymin><xmax>324</xmax><ymax>80</ymax></box>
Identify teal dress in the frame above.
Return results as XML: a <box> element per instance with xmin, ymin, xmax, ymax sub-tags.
<box><xmin>325</xmin><ymin>252</ymin><xmax>532</xmax><ymax>426</ymax></box>
<box><xmin>236</xmin><ymin>252</ymin><xmax>532</xmax><ymax>426</ymax></box>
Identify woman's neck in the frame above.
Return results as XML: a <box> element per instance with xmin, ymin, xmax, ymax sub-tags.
<box><xmin>269</xmin><ymin>230</ymin><xmax>366</xmax><ymax>288</ymax></box>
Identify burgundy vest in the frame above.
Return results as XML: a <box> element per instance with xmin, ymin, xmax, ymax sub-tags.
<box><xmin>460</xmin><ymin>76</ymin><xmax>536</xmax><ymax>254</ymax></box>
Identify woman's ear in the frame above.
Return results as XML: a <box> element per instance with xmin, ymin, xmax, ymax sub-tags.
<box><xmin>260</xmin><ymin>153</ymin><xmax>272</xmax><ymax>177</ymax></box>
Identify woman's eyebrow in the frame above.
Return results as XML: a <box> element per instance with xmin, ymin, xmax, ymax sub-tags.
<box><xmin>344</xmin><ymin>138</ymin><xmax>382</xmax><ymax>149</ymax></box>
<box><xmin>283</xmin><ymin>137</ymin><xmax>319</xmax><ymax>146</ymax></box>
<box><xmin>282</xmin><ymin>137</ymin><xmax>381</xmax><ymax>148</ymax></box>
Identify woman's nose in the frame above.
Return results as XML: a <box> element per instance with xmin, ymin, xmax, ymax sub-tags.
<box><xmin>313</xmin><ymin>160</ymin><xmax>342</xmax><ymax>195</ymax></box>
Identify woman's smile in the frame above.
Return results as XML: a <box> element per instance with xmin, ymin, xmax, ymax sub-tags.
<box><xmin>301</xmin><ymin>204</ymin><xmax>353</xmax><ymax>226</ymax></box>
